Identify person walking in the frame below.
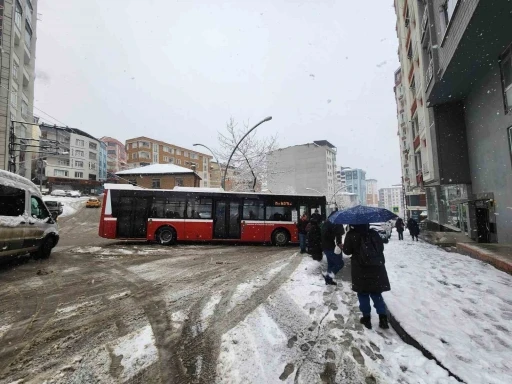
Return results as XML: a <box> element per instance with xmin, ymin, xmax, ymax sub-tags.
<box><xmin>321</xmin><ymin>212</ymin><xmax>345</xmax><ymax>285</ymax></box>
<box><xmin>307</xmin><ymin>218</ymin><xmax>323</xmax><ymax>261</ymax></box>
<box><xmin>297</xmin><ymin>213</ymin><xmax>309</xmax><ymax>254</ymax></box>
<box><xmin>407</xmin><ymin>217</ymin><xmax>420</xmax><ymax>241</ymax></box>
<box><xmin>311</xmin><ymin>209</ymin><xmax>322</xmax><ymax>222</ymax></box>
<box><xmin>343</xmin><ymin>224</ymin><xmax>391</xmax><ymax>329</ymax></box>
<box><xmin>395</xmin><ymin>217</ymin><xmax>405</xmax><ymax>240</ymax></box>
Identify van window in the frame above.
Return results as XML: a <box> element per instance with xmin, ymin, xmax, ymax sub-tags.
<box><xmin>0</xmin><ymin>185</ymin><xmax>25</xmax><ymax>216</ymax></box>
<box><xmin>31</xmin><ymin>196</ymin><xmax>50</xmax><ymax>220</ymax></box>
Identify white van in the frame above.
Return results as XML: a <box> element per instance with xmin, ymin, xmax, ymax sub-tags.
<box><xmin>0</xmin><ymin>170</ymin><xmax>59</xmax><ymax>259</ymax></box>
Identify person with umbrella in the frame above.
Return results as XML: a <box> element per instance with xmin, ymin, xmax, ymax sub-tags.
<box><xmin>329</xmin><ymin>205</ymin><xmax>395</xmax><ymax>330</ymax></box>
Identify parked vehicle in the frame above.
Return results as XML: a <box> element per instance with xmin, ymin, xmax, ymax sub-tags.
<box><xmin>68</xmin><ymin>190</ymin><xmax>81</xmax><ymax>198</ymax></box>
<box><xmin>0</xmin><ymin>170</ymin><xmax>59</xmax><ymax>259</ymax></box>
<box><xmin>370</xmin><ymin>222</ymin><xmax>391</xmax><ymax>243</ymax></box>
<box><xmin>86</xmin><ymin>197</ymin><xmax>101</xmax><ymax>208</ymax></box>
<box><xmin>51</xmin><ymin>189</ymin><xmax>67</xmax><ymax>197</ymax></box>
<box><xmin>44</xmin><ymin>200</ymin><xmax>64</xmax><ymax>217</ymax></box>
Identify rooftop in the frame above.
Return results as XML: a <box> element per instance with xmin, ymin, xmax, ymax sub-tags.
<box><xmin>116</xmin><ymin>163</ymin><xmax>201</xmax><ymax>177</ymax></box>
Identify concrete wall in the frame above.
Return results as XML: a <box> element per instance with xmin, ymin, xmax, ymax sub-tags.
<box><xmin>118</xmin><ymin>174</ymin><xmax>199</xmax><ymax>189</ymax></box>
<box><xmin>464</xmin><ymin>63</ymin><xmax>512</xmax><ymax>243</ymax></box>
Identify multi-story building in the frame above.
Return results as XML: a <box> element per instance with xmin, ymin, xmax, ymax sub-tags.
<box><xmin>98</xmin><ymin>142</ymin><xmax>107</xmax><ymax>181</ymax></box>
<box><xmin>0</xmin><ymin>0</ymin><xmax>39</xmax><ymax>180</ymax></box>
<box><xmin>39</xmin><ymin>124</ymin><xmax>105</xmax><ymax>192</ymax></box>
<box><xmin>340</xmin><ymin>168</ymin><xmax>366</xmax><ymax>206</ymax></box>
<box><xmin>125</xmin><ymin>136</ymin><xmax>212</xmax><ymax>188</ymax></box>
<box><xmin>266</xmin><ymin>140</ymin><xmax>337</xmax><ymax>199</ymax></box>
<box><xmin>418</xmin><ymin>0</ymin><xmax>512</xmax><ymax>243</ymax></box>
<box><xmin>379</xmin><ymin>185</ymin><xmax>404</xmax><ymax>218</ymax></box>
<box><xmin>100</xmin><ymin>136</ymin><xmax>127</xmax><ymax>176</ymax></box>
<box><xmin>393</xmin><ymin>0</ymin><xmax>429</xmax><ymax>221</ymax></box>
<box><xmin>366</xmin><ymin>179</ymin><xmax>379</xmax><ymax>207</ymax></box>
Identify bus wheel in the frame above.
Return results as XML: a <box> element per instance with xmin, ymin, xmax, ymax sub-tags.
<box><xmin>156</xmin><ymin>226</ymin><xmax>177</xmax><ymax>245</ymax></box>
<box><xmin>272</xmin><ymin>229</ymin><xmax>289</xmax><ymax>246</ymax></box>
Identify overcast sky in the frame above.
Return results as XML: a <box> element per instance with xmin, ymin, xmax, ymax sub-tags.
<box><xmin>34</xmin><ymin>0</ymin><xmax>400</xmax><ymax>188</ymax></box>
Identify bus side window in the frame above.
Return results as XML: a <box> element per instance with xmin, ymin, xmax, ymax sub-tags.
<box><xmin>151</xmin><ymin>197</ymin><xmax>166</xmax><ymax>218</ymax></box>
<box><xmin>243</xmin><ymin>199</ymin><xmax>265</xmax><ymax>220</ymax></box>
<box><xmin>187</xmin><ymin>197</ymin><xmax>212</xmax><ymax>219</ymax></box>
<box><xmin>167</xmin><ymin>196</ymin><xmax>187</xmax><ymax>218</ymax></box>
<box><xmin>266</xmin><ymin>205</ymin><xmax>293</xmax><ymax>222</ymax></box>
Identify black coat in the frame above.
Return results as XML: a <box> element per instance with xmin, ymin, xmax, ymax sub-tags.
<box><xmin>343</xmin><ymin>226</ymin><xmax>391</xmax><ymax>294</ymax></box>
<box><xmin>407</xmin><ymin>218</ymin><xmax>420</xmax><ymax>236</ymax></box>
<box><xmin>395</xmin><ymin>218</ymin><xmax>405</xmax><ymax>233</ymax></box>
<box><xmin>321</xmin><ymin>220</ymin><xmax>345</xmax><ymax>251</ymax></box>
<box><xmin>307</xmin><ymin>223</ymin><xmax>322</xmax><ymax>260</ymax></box>
<box><xmin>297</xmin><ymin>219</ymin><xmax>309</xmax><ymax>234</ymax></box>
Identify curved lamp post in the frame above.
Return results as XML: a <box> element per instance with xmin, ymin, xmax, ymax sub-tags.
<box><xmin>222</xmin><ymin>116</ymin><xmax>272</xmax><ymax>190</ymax></box>
<box><xmin>193</xmin><ymin>143</ymin><xmax>223</xmax><ymax>189</ymax></box>
<box><xmin>305</xmin><ymin>187</ymin><xmax>322</xmax><ymax>195</ymax></box>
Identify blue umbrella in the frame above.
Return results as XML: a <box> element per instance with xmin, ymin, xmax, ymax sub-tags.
<box><xmin>328</xmin><ymin>205</ymin><xmax>398</xmax><ymax>225</ymax></box>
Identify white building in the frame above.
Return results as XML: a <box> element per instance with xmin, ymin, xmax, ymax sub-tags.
<box><xmin>0</xmin><ymin>0</ymin><xmax>39</xmax><ymax>179</ymax></box>
<box><xmin>379</xmin><ymin>185</ymin><xmax>404</xmax><ymax>218</ymax></box>
<box><xmin>366</xmin><ymin>179</ymin><xmax>379</xmax><ymax>207</ymax></box>
<box><xmin>267</xmin><ymin>140</ymin><xmax>337</xmax><ymax>198</ymax></box>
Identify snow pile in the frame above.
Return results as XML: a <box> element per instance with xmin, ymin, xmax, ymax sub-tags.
<box><xmin>111</xmin><ymin>325</ymin><xmax>158</xmax><ymax>382</ymax></box>
<box><xmin>43</xmin><ymin>196</ymin><xmax>88</xmax><ymax>217</ymax></box>
<box><xmin>383</xmin><ymin>236</ymin><xmax>512</xmax><ymax>384</ymax></box>
<box><xmin>0</xmin><ymin>215</ymin><xmax>28</xmax><ymax>227</ymax></box>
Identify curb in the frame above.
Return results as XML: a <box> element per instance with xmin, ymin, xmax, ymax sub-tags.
<box><xmin>456</xmin><ymin>243</ymin><xmax>512</xmax><ymax>275</ymax></box>
<box><xmin>387</xmin><ymin>310</ymin><xmax>465</xmax><ymax>383</ymax></box>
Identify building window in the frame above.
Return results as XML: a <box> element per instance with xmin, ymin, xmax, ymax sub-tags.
<box><xmin>75</xmin><ymin>150</ymin><xmax>84</xmax><ymax>157</ymax></box>
<box><xmin>163</xmin><ymin>156</ymin><xmax>169</xmax><ymax>162</ymax></box>
<box><xmin>13</xmin><ymin>61</ymin><xmax>19</xmax><ymax>79</ymax></box>
<box><xmin>500</xmin><ymin>45</ymin><xmax>512</xmax><ymax>113</ymax></box>
<box><xmin>75</xmin><ymin>160</ymin><xmax>83</xmax><ymax>167</ymax></box>
<box><xmin>163</xmin><ymin>146</ymin><xmax>170</xmax><ymax>153</ymax></box>
<box><xmin>107</xmin><ymin>150</ymin><xmax>116</xmax><ymax>155</ymax></box>
<box><xmin>54</xmin><ymin>169</ymin><xmax>69</xmax><ymax>177</ymax></box>
<box><xmin>176</xmin><ymin>159</ymin><xmax>182</xmax><ymax>165</ymax></box>
<box><xmin>89</xmin><ymin>162</ymin><xmax>96</xmax><ymax>170</ymax></box>
<box><xmin>11</xmin><ymin>88</ymin><xmax>17</xmax><ymax>108</ymax></box>
<box><xmin>440</xmin><ymin>0</ymin><xmax>458</xmax><ymax>34</ymax></box>
<box><xmin>89</xmin><ymin>174</ymin><xmax>96</xmax><ymax>181</ymax></box>
<box><xmin>75</xmin><ymin>171</ymin><xmax>83</xmax><ymax>178</ymax></box>
<box><xmin>153</xmin><ymin>153</ymin><xmax>158</xmax><ymax>163</ymax></box>
<box><xmin>176</xmin><ymin>177</ymin><xmax>184</xmax><ymax>186</ymax></box>
<box><xmin>15</xmin><ymin>1</ymin><xmax>22</xmax><ymax>30</ymax></box>
<box><xmin>132</xmin><ymin>153</ymin><xmax>138</xmax><ymax>159</ymax></box>
<box><xmin>76</xmin><ymin>139</ymin><xmax>84</xmax><ymax>147</ymax></box>
<box><xmin>190</xmin><ymin>153</ymin><xmax>198</xmax><ymax>160</ymax></box>
<box><xmin>168</xmin><ymin>157</ymin><xmax>174</xmax><ymax>163</ymax></box>
<box><xmin>89</xmin><ymin>152</ymin><xmax>97</xmax><ymax>160</ymax></box>
<box><xmin>152</xmin><ymin>179</ymin><xmax>161</xmax><ymax>189</ymax></box>
<box><xmin>21</xmin><ymin>100</ymin><xmax>29</xmax><ymax>120</ymax></box>
<box><xmin>89</xmin><ymin>142</ymin><xmax>97</xmax><ymax>150</ymax></box>
<box><xmin>58</xmin><ymin>159</ymin><xmax>70</xmax><ymax>166</ymax></box>
<box><xmin>24</xmin><ymin>24</ymin><xmax>32</xmax><ymax>48</ymax></box>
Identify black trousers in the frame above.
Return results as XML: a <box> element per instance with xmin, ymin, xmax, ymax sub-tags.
<box><xmin>398</xmin><ymin>231</ymin><xmax>403</xmax><ymax>240</ymax></box>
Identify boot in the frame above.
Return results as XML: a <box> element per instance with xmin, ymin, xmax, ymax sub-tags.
<box><xmin>360</xmin><ymin>316</ymin><xmax>372</xmax><ymax>329</ymax></box>
<box><xmin>324</xmin><ymin>275</ymin><xmax>337</xmax><ymax>286</ymax></box>
<box><xmin>379</xmin><ymin>315</ymin><xmax>389</xmax><ymax>329</ymax></box>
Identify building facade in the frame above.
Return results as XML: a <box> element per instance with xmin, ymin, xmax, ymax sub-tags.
<box><xmin>100</xmin><ymin>136</ymin><xmax>127</xmax><ymax>176</ymax></box>
<box><xmin>116</xmin><ymin>164</ymin><xmax>201</xmax><ymax>189</ymax></box>
<box><xmin>98</xmin><ymin>141</ymin><xmax>107</xmax><ymax>181</ymax></box>
<box><xmin>379</xmin><ymin>185</ymin><xmax>404</xmax><ymax>218</ymax></box>
<box><xmin>125</xmin><ymin>136</ymin><xmax>212</xmax><ymax>188</ymax></box>
<box><xmin>266</xmin><ymin>140</ymin><xmax>337</xmax><ymax>198</ymax></box>
<box><xmin>366</xmin><ymin>178</ymin><xmax>379</xmax><ymax>207</ymax></box>
<box><xmin>39</xmin><ymin>124</ymin><xmax>104</xmax><ymax>192</ymax></box>
<box><xmin>340</xmin><ymin>168</ymin><xmax>366</xmax><ymax>206</ymax></box>
<box><xmin>0</xmin><ymin>0</ymin><xmax>39</xmax><ymax>180</ymax></box>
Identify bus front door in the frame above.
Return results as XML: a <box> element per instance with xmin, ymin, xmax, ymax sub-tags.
<box><xmin>117</xmin><ymin>195</ymin><xmax>152</xmax><ymax>238</ymax></box>
<box><xmin>213</xmin><ymin>200</ymin><xmax>241</xmax><ymax>239</ymax></box>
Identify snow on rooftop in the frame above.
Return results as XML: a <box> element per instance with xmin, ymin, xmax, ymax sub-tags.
<box><xmin>103</xmin><ymin>183</ymin><xmax>144</xmax><ymax>190</ymax></box>
<box><xmin>116</xmin><ymin>163</ymin><xmax>198</xmax><ymax>176</ymax></box>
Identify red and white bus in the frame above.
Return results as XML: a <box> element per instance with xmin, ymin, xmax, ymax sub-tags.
<box><xmin>99</xmin><ymin>185</ymin><xmax>326</xmax><ymax>246</ymax></box>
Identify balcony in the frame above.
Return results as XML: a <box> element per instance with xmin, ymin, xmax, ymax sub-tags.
<box><xmin>422</xmin><ymin>162</ymin><xmax>430</xmax><ymax>175</ymax></box>
<box><xmin>421</xmin><ymin>10</ymin><xmax>428</xmax><ymax>42</ymax></box>
<box><xmin>22</xmin><ymin>67</ymin><xmax>30</xmax><ymax>88</ymax></box>
<box><xmin>24</xmin><ymin>44</ymin><xmax>31</xmax><ymax>63</ymax></box>
<box><xmin>426</xmin><ymin>59</ymin><xmax>433</xmax><ymax>87</ymax></box>
<box><xmin>14</xmin><ymin>25</ymin><xmax>21</xmax><ymax>46</ymax></box>
<box><xmin>410</xmin><ymin>99</ymin><xmax>418</xmax><ymax>116</ymax></box>
<box><xmin>413</xmin><ymin>135</ymin><xmax>421</xmax><ymax>150</ymax></box>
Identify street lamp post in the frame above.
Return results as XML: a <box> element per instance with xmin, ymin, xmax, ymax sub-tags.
<box><xmin>222</xmin><ymin>116</ymin><xmax>272</xmax><ymax>190</ymax></box>
<box><xmin>193</xmin><ymin>143</ymin><xmax>223</xmax><ymax>189</ymax></box>
<box><xmin>305</xmin><ymin>187</ymin><xmax>322</xmax><ymax>195</ymax></box>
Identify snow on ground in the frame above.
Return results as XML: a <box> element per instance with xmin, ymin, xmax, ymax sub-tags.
<box><xmin>217</xmin><ymin>256</ymin><xmax>458</xmax><ymax>384</ymax></box>
<box><xmin>111</xmin><ymin>325</ymin><xmax>158</xmax><ymax>382</ymax></box>
<box><xmin>384</xmin><ymin>233</ymin><xmax>512</xmax><ymax>384</ymax></box>
<box><xmin>192</xmin><ymin>292</ymin><xmax>223</xmax><ymax>336</ymax></box>
<box><xmin>43</xmin><ymin>196</ymin><xmax>89</xmax><ymax>217</ymax></box>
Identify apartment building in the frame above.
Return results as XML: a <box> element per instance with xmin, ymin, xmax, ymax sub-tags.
<box><xmin>100</xmin><ymin>136</ymin><xmax>127</xmax><ymax>176</ymax></box>
<box><xmin>0</xmin><ymin>0</ymin><xmax>39</xmax><ymax>180</ymax></box>
<box><xmin>125</xmin><ymin>137</ymin><xmax>212</xmax><ymax>188</ymax></box>
<box><xmin>393</xmin><ymin>0</ymin><xmax>428</xmax><ymax>221</ymax></box>
<box><xmin>378</xmin><ymin>185</ymin><xmax>404</xmax><ymax>217</ymax></box>
<box><xmin>39</xmin><ymin>124</ymin><xmax>106</xmax><ymax>192</ymax></box>
<box><xmin>366</xmin><ymin>179</ymin><xmax>379</xmax><ymax>207</ymax></box>
<box><xmin>340</xmin><ymin>168</ymin><xmax>366</xmax><ymax>206</ymax></box>
<box><xmin>266</xmin><ymin>140</ymin><xmax>337</xmax><ymax>198</ymax></box>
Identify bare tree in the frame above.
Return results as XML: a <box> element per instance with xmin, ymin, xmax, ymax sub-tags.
<box><xmin>216</xmin><ymin>117</ymin><xmax>278</xmax><ymax>192</ymax></box>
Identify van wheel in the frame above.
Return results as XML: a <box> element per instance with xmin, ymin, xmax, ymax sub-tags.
<box><xmin>272</xmin><ymin>229</ymin><xmax>289</xmax><ymax>246</ymax></box>
<box><xmin>156</xmin><ymin>226</ymin><xmax>177</xmax><ymax>245</ymax></box>
<box><xmin>32</xmin><ymin>237</ymin><xmax>55</xmax><ymax>260</ymax></box>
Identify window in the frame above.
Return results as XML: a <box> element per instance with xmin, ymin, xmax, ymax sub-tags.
<box><xmin>132</xmin><ymin>153</ymin><xmax>138</xmax><ymax>159</ymax></box>
<box><xmin>500</xmin><ymin>45</ymin><xmax>512</xmax><ymax>113</ymax></box>
<box><xmin>89</xmin><ymin>174</ymin><xmax>96</xmax><ymax>181</ymax></box>
<box><xmin>54</xmin><ymin>169</ymin><xmax>69</xmax><ymax>177</ymax></box>
<box><xmin>243</xmin><ymin>199</ymin><xmax>265</xmax><ymax>220</ymax></box>
<box><xmin>13</xmin><ymin>61</ymin><xmax>19</xmax><ymax>79</ymax></box>
<box><xmin>163</xmin><ymin>156</ymin><xmax>169</xmax><ymax>162</ymax></box>
<box><xmin>11</xmin><ymin>88</ymin><xmax>17</xmax><ymax>108</ymax></box>
<box><xmin>0</xmin><ymin>185</ymin><xmax>25</xmax><ymax>216</ymax></box>
<box><xmin>184</xmin><ymin>152</ymin><xmax>189</xmax><ymax>158</ymax></box>
<box><xmin>266</xmin><ymin>204</ymin><xmax>293</xmax><ymax>222</ymax></box>
<box><xmin>168</xmin><ymin>157</ymin><xmax>174</xmax><ymax>163</ymax></box>
<box><xmin>440</xmin><ymin>0</ymin><xmax>458</xmax><ymax>34</ymax></box>
<box><xmin>21</xmin><ymin>100</ymin><xmax>28</xmax><ymax>120</ymax></box>
<box><xmin>152</xmin><ymin>179</ymin><xmax>161</xmax><ymax>189</ymax></box>
<box><xmin>153</xmin><ymin>143</ymin><xmax>158</xmax><ymax>152</ymax></box>
<box><xmin>187</xmin><ymin>197</ymin><xmax>212</xmax><ymax>219</ymax></box>
<box><xmin>163</xmin><ymin>146</ymin><xmax>170</xmax><ymax>153</ymax></box>
<box><xmin>153</xmin><ymin>153</ymin><xmax>158</xmax><ymax>163</ymax></box>
<box><xmin>175</xmin><ymin>177</ymin><xmax>184</xmax><ymax>186</ymax></box>
<box><xmin>89</xmin><ymin>142</ymin><xmax>97</xmax><ymax>150</ymax></box>
<box><xmin>75</xmin><ymin>171</ymin><xmax>83</xmax><ymax>178</ymax></box>
<box><xmin>76</xmin><ymin>139</ymin><xmax>84</xmax><ymax>147</ymax></box>
<box><xmin>190</xmin><ymin>153</ymin><xmax>198</xmax><ymax>160</ymax></box>
<box><xmin>25</xmin><ymin>24</ymin><xmax>32</xmax><ymax>48</ymax></box>
<box><xmin>75</xmin><ymin>150</ymin><xmax>84</xmax><ymax>157</ymax></box>
<box><xmin>176</xmin><ymin>159</ymin><xmax>182</xmax><ymax>165</ymax></box>
<box><xmin>89</xmin><ymin>162</ymin><xmax>96</xmax><ymax>170</ymax></box>
<box><xmin>15</xmin><ymin>1</ymin><xmax>22</xmax><ymax>30</ymax></box>
<box><xmin>31</xmin><ymin>196</ymin><xmax>50</xmax><ymax>220</ymax></box>
<box><xmin>89</xmin><ymin>152</ymin><xmax>97</xmax><ymax>160</ymax></box>
<box><xmin>107</xmin><ymin>150</ymin><xmax>116</xmax><ymax>155</ymax></box>
<box><xmin>58</xmin><ymin>159</ymin><xmax>70</xmax><ymax>166</ymax></box>
<box><xmin>150</xmin><ymin>195</ymin><xmax>187</xmax><ymax>218</ymax></box>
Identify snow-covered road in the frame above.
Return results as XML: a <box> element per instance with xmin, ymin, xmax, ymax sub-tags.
<box><xmin>42</xmin><ymin>196</ymin><xmax>89</xmax><ymax>217</ymax></box>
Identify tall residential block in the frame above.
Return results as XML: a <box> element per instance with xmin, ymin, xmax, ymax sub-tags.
<box><xmin>266</xmin><ymin>140</ymin><xmax>337</xmax><ymax>199</ymax></box>
<box><xmin>125</xmin><ymin>136</ymin><xmax>212</xmax><ymax>188</ymax></box>
<box><xmin>366</xmin><ymin>179</ymin><xmax>379</xmax><ymax>207</ymax></box>
<box><xmin>100</xmin><ymin>136</ymin><xmax>127</xmax><ymax>176</ymax></box>
<box><xmin>379</xmin><ymin>185</ymin><xmax>404</xmax><ymax>217</ymax></box>
<box><xmin>0</xmin><ymin>0</ymin><xmax>38</xmax><ymax>179</ymax></box>
<box><xmin>339</xmin><ymin>168</ymin><xmax>366</xmax><ymax>206</ymax></box>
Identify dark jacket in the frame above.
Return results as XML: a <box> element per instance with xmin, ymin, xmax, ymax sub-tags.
<box><xmin>297</xmin><ymin>218</ymin><xmax>309</xmax><ymax>234</ymax></box>
<box><xmin>307</xmin><ymin>222</ymin><xmax>322</xmax><ymax>260</ymax></box>
<box><xmin>407</xmin><ymin>218</ymin><xmax>420</xmax><ymax>236</ymax></box>
<box><xmin>343</xmin><ymin>225</ymin><xmax>391</xmax><ymax>294</ymax></box>
<box><xmin>321</xmin><ymin>219</ymin><xmax>345</xmax><ymax>251</ymax></box>
<box><xmin>395</xmin><ymin>218</ymin><xmax>405</xmax><ymax>233</ymax></box>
